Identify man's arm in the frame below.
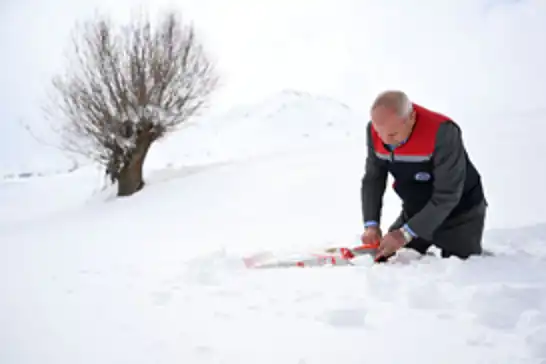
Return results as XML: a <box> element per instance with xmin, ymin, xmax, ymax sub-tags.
<box><xmin>405</xmin><ymin>121</ymin><xmax>466</xmax><ymax>241</ymax></box>
<box><xmin>361</xmin><ymin>122</ymin><xmax>388</xmax><ymax>226</ymax></box>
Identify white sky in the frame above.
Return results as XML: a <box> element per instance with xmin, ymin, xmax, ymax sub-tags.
<box><xmin>0</xmin><ymin>0</ymin><xmax>545</xmax><ymax>172</ymax></box>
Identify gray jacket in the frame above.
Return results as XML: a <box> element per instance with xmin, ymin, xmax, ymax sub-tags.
<box><xmin>360</xmin><ymin>120</ymin><xmax>470</xmax><ymax>241</ymax></box>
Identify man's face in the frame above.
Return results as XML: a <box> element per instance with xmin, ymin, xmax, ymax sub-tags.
<box><xmin>371</xmin><ymin>106</ymin><xmax>411</xmax><ymax>145</ymax></box>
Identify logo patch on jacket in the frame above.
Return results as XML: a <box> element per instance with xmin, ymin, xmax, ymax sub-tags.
<box><xmin>414</xmin><ymin>172</ymin><xmax>431</xmax><ymax>181</ymax></box>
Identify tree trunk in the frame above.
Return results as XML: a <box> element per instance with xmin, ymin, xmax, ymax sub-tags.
<box><xmin>117</xmin><ymin>137</ymin><xmax>153</xmax><ymax>197</ymax></box>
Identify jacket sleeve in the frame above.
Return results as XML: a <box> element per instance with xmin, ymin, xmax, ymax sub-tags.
<box><xmin>360</xmin><ymin>122</ymin><xmax>388</xmax><ymax>225</ymax></box>
<box><xmin>406</xmin><ymin>121</ymin><xmax>466</xmax><ymax>240</ymax></box>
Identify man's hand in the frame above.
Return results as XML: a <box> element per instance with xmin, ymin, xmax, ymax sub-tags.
<box><xmin>361</xmin><ymin>226</ymin><xmax>382</xmax><ymax>246</ymax></box>
<box><xmin>375</xmin><ymin>229</ymin><xmax>407</xmax><ymax>261</ymax></box>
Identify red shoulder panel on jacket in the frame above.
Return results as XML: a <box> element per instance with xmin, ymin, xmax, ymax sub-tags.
<box><xmin>371</xmin><ymin>103</ymin><xmax>449</xmax><ymax>157</ymax></box>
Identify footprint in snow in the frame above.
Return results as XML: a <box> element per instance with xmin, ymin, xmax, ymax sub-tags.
<box><xmin>151</xmin><ymin>291</ymin><xmax>173</xmax><ymax>306</ymax></box>
<box><xmin>320</xmin><ymin>308</ymin><xmax>368</xmax><ymax>328</ymax></box>
<box><xmin>467</xmin><ymin>284</ymin><xmax>545</xmax><ymax>331</ymax></box>
<box><xmin>194</xmin><ymin>345</ymin><xmax>214</xmax><ymax>356</ymax></box>
<box><xmin>405</xmin><ymin>281</ymin><xmax>452</xmax><ymax>310</ymax></box>
<box><xmin>466</xmin><ymin>331</ymin><xmax>494</xmax><ymax>347</ymax></box>
<box><xmin>525</xmin><ymin>325</ymin><xmax>546</xmax><ymax>359</ymax></box>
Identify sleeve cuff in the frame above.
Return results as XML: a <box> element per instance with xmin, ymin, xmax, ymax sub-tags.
<box><xmin>364</xmin><ymin>220</ymin><xmax>379</xmax><ymax>228</ymax></box>
<box><xmin>403</xmin><ymin>223</ymin><xmax>418</xmax><ymax>238</ymax></box>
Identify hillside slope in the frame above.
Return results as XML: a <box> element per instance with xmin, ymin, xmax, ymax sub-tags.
<box><xmin>146</xmin><ymin>90</ymin><xmax>362</xmax><ymax>168</ymax></box>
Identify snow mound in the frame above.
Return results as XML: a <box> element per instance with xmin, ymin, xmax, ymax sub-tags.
<box><xmin>146</xmin><ymin>89</ymin><xmax>365</xmax><ymax>168</ymax></box>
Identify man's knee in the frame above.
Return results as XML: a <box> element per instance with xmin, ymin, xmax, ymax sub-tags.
<box><xmin>440</xmin><ymin>247</ymin><xmax>481</xmax><ymax>259</ymax></box>
<box><xmin>434</xmin><ymin>203</ymin><xmax>486</xmax><ymax>259</ymax></box>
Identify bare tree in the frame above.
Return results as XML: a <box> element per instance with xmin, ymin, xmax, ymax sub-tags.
<box><xmin>44</xmin><ymin>10</ymin><xmax>218</xmax><ymax>196</ymax></box>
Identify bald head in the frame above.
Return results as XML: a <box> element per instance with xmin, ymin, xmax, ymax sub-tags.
<box><xmin>370</xmin><ymin>90</ymin><xmax>416</xmax><ymax>145</ymax></box>
<box><xmin>370</xmin><ymin>90</ymin><xmax>413</xmax><ymax>118</ymax></box>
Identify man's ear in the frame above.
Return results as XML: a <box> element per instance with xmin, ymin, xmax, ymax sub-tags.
<box><xmin>408</xmin><ymin>110</ymin><xmax>416</xmax><ymax>124</ymax></box>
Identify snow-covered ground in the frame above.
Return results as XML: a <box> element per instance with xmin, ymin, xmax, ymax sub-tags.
<box><xmin>1</xmin><ymin>91</ymin><xmax>546</xmax><ymax>364</ymax></box>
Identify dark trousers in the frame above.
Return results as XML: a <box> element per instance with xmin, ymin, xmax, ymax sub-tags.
<box><xmin>388</xmin><ymin>200</ymin><xmax>487</xmax><ymax>259</ymax></box>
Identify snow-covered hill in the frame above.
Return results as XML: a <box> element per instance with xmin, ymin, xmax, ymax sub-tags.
<box><xmin>146</xmin><ymin>89</ymin><xmax>363</xmax><ymax>168</ymax></box>
<box><xmin>1</xmin><ymin>92</ymin><xmax>546</xmax><ymax>364</ymax></box>
<box><xmin>0</xmin><ymin>120</ymin><xmax>79</xmax><ymax>180</ymax></box>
